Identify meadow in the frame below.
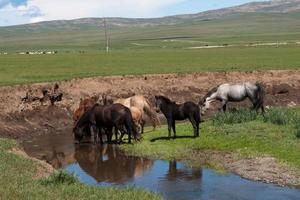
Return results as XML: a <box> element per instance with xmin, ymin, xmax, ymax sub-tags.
<box><xmin>1</xmin><ymin>46</ymin><xmax>300</xmax><ymax>86</ymax></box>
<box><xmin>122</xmin><ymin>108</ymin><xmax>300</xmax><ymax>171</ymax></box>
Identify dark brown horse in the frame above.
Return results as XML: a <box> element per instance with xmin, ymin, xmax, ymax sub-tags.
<box><xmin>73</xmin><ymin>103</ymin><xmax>140</xmax><ymax>144</ymax></box>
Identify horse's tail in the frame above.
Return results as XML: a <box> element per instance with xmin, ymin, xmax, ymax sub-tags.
<box><xmin>144</xmin><ymin>98</ymin><xmax>161</xmax><ymax>129</ymax></box>
<box><xmin>255</xmin><ymin>82</ymin><xmax>265</xmax><ymax>113</ymax></box>
<box><xmin>125</xmin><ymin>109</ymin><xmax>136</xmax><ymax>143</ymax></box>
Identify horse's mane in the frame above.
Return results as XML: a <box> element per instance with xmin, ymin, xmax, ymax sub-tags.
<box><xmin>201</xmin><ymin>86</ymin><xmax>219</xmax><ymax>103</ymax></box>
<box><xmin>156</xmin><ymin>95</ymin><xmax>174</xmax><ymax>104</ymax></box>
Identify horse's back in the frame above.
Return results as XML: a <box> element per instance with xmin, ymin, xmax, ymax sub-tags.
<box><xmin>116</xmin><ymin>95</ymin><xmax>149</xmax><ymax>113</ymax></box>
<box><xmin>130</xmin><ymin>95</ymin><xmax>148</xmax><ymax>109</ymax></box>
<box><xmin>130</xmin><ymin>106</ymin><xmax>142</xmax><ymax>120</ymax></box>
<box><xmin>218</xmin><ymin>83</ymin><xmax>248</xmax><ymax>100</ymax></box>
<box><xmin>183</xmin><ymin>101</ymin><xmax>200</xmax><ymax>113</ymax></box>
<box><xmin>107</xmin><ymin>103</ymin><xmax>132</xmax><ymax>121</ymax></box>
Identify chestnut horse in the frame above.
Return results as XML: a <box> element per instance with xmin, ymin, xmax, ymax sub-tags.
<box><xmin>73</xmin><ymin>96</ymin><xmax>98</xmax><ymax>124</ymax></box>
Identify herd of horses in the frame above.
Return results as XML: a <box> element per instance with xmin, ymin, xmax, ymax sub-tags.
<box><xmin>73</xmin><ymin>82</ymin><xmax>265</xmax><ymax>144</ymax></box>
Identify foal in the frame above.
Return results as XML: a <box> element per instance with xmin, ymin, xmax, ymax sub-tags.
<box><xmin>155</xmin><ymin>96</ymin><xmax>200</xmax><ymax>138</ymax></box>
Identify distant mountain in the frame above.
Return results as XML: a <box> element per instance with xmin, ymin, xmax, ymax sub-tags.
<box><xmin>171</xmin><ymin>0</ymin><xmax>300</xmax><ymax>20</ymax></box>
<box><xmin>1</xmin><ymin>0</ymin><xmax>300</xmax><ymax>51</ymax></box>
<box><xmin>4</xmin><ymin>0</ymin><xmax>299</xmax><ymax>28</ymax></box>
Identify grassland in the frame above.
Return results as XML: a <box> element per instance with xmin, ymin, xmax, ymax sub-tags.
<box><xmin>1</xmin><ymin>46</ymin><xmax>300</xmax><ymax>86</ymax></box>
<box><xmin>1</xmin><ymin>11</ymin><xmax>300</xmax><ymax>86</ymax></box>
<box><xmin>1</xmin><ymin>13</ymin><xmax>300</xmax><ymax>52</ymax></box>
<box><xmin>122</xmin><ymin>108</ymin><xmax>300</xmax><ymax>170</ymax></box>
<box><xmin>0</xmin><ymin>139</ymin><xmax>162</xmax><ymax>200</ymax></box>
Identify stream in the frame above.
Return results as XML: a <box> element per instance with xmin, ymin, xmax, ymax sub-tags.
<box><xmin>22</xmin><ymin>131</ymin><xmax>300</xmax><ymax>200</ymax></box>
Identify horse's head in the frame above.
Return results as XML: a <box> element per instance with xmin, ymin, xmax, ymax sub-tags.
<box><xmin>73</xmin><ymin>124</ymin><xmax>86</xmax><ymax>143</ymax></box>
<box><xmin>198</xmin><ymin>97</ymin><xmax>210</xmax><ymax>115</ymax></box>
<box><xmin>133</xmin><ymin>128</ymin><xmax>142</xmax><ymax>142</ymax></box>
<box><xmin>154</xmin><ymin>96</ymin><xmax>163</xmax><ymax>113</ymax></box>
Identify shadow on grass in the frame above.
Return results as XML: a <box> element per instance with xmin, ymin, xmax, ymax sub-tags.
<box><xmin>150</xmin><ymin>135</ymin><xmax>196</xmax><ymax>142</ymax></box>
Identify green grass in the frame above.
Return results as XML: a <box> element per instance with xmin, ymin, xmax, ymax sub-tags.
<box><xmin>1</xmin><ymin>13</ymin><xmax>300</xmax><ymax>52</ymax></box>
<box><xmin>1</xmin><ymin>46</ymin><xmax>300</xmax><ymax>86</ymax></box>
<box><xmin>122</xmin><ymin>108</ymin><xmax>300</xmax><ymax>170</ymax></box>
<box><xmin>0</xmin><ymin>139</ymin><xmax>162</xmax><ymax>200</ymax></box>
<box><xmin>1</xmin><ymin>12</ymin><xmax>300</xmax><ymax>86</ymax></box>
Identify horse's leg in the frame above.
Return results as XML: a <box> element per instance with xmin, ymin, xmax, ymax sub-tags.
<box><xmin>196</xmin><ymin>122</ymin><xmax>200</xmax><ymax>137</ymax></box>
<box><xmin>167</xmin><ymin>118</ymin><xmax>172</xmax><ymax>138</ymax></box>
<box><xmin>221</xmin><ymin>99</ymin><xmax>228</xmax><ymax>112</ymax></box>
<box><xmin>98</xmin><ymin>127</ymin><xmax>103</xmax><ymax>144</ymax></box>
<box><xmin>141</xmin><ymin>119</ymin><xmax>145</xmax><ymax>134</ymax></box>
<box><xmin>171</xmin><ymin>119</ymin><xmax>176</xmax><ymax>139</ymax></box>
<box><xmin>114</xmin><ymin>127</ymin><xmax>118</xmax><ymax>142</ymax></box>
<box><xmin>107</xmin><ymin>128</ymin><xmax>113</xmax><ymax>144</ymax></box>
<box><xmin>90</xmin><ymin>125</ymin><xmax>99</xmax><ymax>145</ymax></box>
<box><xmin>117</xmin><ymin>126</ymin><xmax>126</xmax><ymax>144</ymax></box>
<box><xmin>261</xmin><ymin>104</ymin><xmax>265</xmax><ymax>113</ymax></box>
<box><xmin>127</xmin><ymin>126</ymin><xmax>132</xmax><ymax>144</ymax></box>
<box><xmin>189</xmin><ymin>116</ymin><xmax>198</xmax><ymax>137</ymax></box>
<box><xmin>247</xmin><ymin>95</ymin><xmax>257</xmax><ymax>110</ymax></box>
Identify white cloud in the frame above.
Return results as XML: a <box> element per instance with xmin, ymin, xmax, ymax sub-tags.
<box><xmin>0</xmin><ymin>0</ymin><xmax>185</xmax><ymax>26</ymax></box>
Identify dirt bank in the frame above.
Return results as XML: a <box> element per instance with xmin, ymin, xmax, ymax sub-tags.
<box><xmin>0</xmin><ymin>70</ymin><xmax>300</xmax><ymax>187</ymax></box>
<box><xmin>190</xmin><ymin>150</ymin><xmax>300</xmax><ymax>188</ymax></box>
<box><xmin>1</xmin><ymin>70</ymin><xmax>300</xmax><ymax>139</ymax></box>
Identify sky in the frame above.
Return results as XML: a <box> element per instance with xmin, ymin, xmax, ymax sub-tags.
<box><xmin>0</xmin><ymin>0</ymin><xmax>266</xmax><ymax>27</ymax></box>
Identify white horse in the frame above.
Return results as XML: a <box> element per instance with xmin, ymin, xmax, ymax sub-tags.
<box><xmin>199</xmin><ymin>82</ymin><xmax>265</xmax><ymax>114</ymax></box>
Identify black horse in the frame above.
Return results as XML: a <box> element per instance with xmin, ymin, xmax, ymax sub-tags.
<box><xmin>155</xmin><ymin>96</ymin><xmax>201</xmax><ymax>138</ymax></box>
<box><xmin>73</xmin><ymin>103</ymin><xmax>140</xmax><ymax>144</ymax></box>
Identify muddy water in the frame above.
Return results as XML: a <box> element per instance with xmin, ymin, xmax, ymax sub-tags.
<box><xmin>22</xmin><ymin>132</ymin><xmax>300</xmax><ymax>200</ymax></box>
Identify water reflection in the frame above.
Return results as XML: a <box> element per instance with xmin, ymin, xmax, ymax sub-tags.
<box><xmin>166</xmin><ymin>161</ymin><xmax>202</xmax><ymax>181</ymax></box>
<box><xmin>22</xmin><ymin>132</ymin><xmax>300</xmax><ymax>200</ymax></box>
<box><xmin>74</xmin><ymin>144</ymin><xmax>154</xmax><ymax>183</ymax></box>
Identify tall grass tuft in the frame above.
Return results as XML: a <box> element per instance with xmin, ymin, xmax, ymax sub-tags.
<box><xmin>212</xmin><ymin>108</ymin><xmax>259</xmax><ymax>125</ymax></box>
<box><xmin>295</xmin><ymin>120</ymin><xmax>300</xmax><ymax>138</ymax></box>
<box><xmin>40</xmin><ymin>170</ymin><xmax>78</xmax><ymax>186</ymax></box>
<box><xmin>263</xmin><ymin>107</ymin><xmax>299</xmax><ymax>125</ymax></box>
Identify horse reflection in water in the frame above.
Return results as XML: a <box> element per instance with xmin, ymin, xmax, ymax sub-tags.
<box><xmin>166</xmin><ymin>161</ymin><xmax>202</xmax><ymax>181</ymax></box>
<box><xmin>74</xmin><ymin>144</ymin><xmax>154</xmax><ymax>183</ymax></box>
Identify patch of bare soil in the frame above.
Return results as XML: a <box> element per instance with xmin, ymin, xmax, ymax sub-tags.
<box><xmin>0</xmin><ymin>70</ymin><xmax>299</xmax><ymax>186</ymax></box>
<box><xmin>9</xmin><ymin>148</ymin><xmax>55</xmax><ymax>179</ymax></box>
<box><xmin>191</xmin><ymin>150</ymin><xmax>300</xmax><ymax>187</ymax></box>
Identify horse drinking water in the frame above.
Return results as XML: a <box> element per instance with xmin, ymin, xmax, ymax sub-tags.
<box><xmin>199</xmin><ymin>82</ymin><xmax>265</xmax><ymax>114</ymax></box>
<box><xmin>155</xmin><ymin>96</ymin><xmax>200</xmax><ymax>138</ymax></box>
<box><xmin>73</xmin><ymin>103</ymin><xmax>140</xmax><ymax>144</ymax></box>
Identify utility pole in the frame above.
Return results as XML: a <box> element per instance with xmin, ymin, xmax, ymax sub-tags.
<box><xmin>103</xmin><ymin>18</ymin><xmax>109</xmax><ymax>52</ymax></box>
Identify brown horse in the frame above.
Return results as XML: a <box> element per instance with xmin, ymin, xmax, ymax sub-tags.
<box><xmin>73</xmin><ymin>96</ymin><xmax>98</xmax><ymax>124</ymax></box>
<box><xmin>100</xmin><ymin>95</ymin><xmax>160</xmax><ymax>131</ymax></box>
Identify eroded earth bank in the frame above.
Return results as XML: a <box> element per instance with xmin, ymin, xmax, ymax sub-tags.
<box><xmin>1</xmin><ymin>70</ymin><xmax>300</xmax><ymax>187</ymax></box>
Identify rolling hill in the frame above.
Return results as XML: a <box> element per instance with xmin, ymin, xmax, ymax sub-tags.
<box><xmin>1</xmin><ymin>0</ymin><xmax>300</xmax><ymax>52</ymax></box>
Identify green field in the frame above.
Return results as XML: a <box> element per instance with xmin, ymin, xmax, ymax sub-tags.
<box><xmin>122</xmin><ymin>108</ymin><xmax>300</xmax><ymax>173</ymax></box>
<box><xmin>1</xmin><ymin>46</ymin><xmax>300</xmax><ymax>86</ymax></box>
<box><xmin>1</xmin><ymin>11</ymin><xmax>300</xmax><ymax>86</ymax></box>
<box><xmin>0</xmin><ymin>139</ymin><xmax>162</xmax><ymax>200</ymax></box>
<box><xmin>1</xmin><ymin>13</ymin><xmax>300</xmax><ymax>52</ymax></box>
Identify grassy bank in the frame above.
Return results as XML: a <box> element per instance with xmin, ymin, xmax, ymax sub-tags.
<box><xmin>0</xmin><ymin>139</ymin><xmax>162</xmax><ymax>200</ymax></box>
<box><xmin>122</xmin><ymin>108</ymin><xmax>300</xmax><ymax>169</ymax></box>
<box><xmin>1</xmin><ymin>47</ymin><xmax>300</xmax><ymax>85</ymax></box>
